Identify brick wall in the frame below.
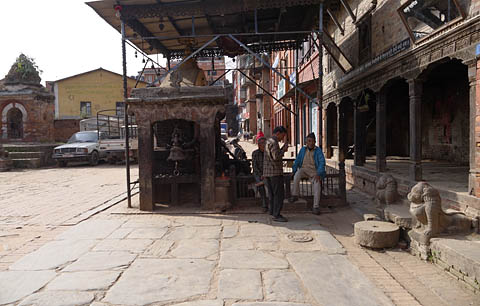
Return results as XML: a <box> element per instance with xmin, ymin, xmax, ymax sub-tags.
<box><xmin>0</xmin><ymin>97</ymin><xmax>55</xmax><ymax>143</ymax></box>
<box><xmin>53</xmin><ymin>119</ymin><xmax>80</xmax><ymax>143</ymax></box>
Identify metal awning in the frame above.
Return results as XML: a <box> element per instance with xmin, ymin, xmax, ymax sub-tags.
<box><xmin>86</xmin><ymin>0</ymin><xmax>334</xmax><ymax>58</ymax></box>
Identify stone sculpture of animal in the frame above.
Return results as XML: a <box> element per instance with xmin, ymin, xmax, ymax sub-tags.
<box><xmin>375</xmin><ymin>174</ymin><xmax>399</xmax><ymax>209</ymax></box>
<box><xmin>408</xmin><ymin>182</ymin><xmax>474</xmax><ymax>242</ymax></box>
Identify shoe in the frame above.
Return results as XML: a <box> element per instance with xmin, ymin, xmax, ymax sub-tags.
<box><xmin>273</xmin><ymin>215</ymin><xmax>288</xmax><ymax>222</ymax></box>
<box><xmin>312</xmin><ymin>207</ymin><xmax>320</xmax><ymax>215</ymax></box>
<box><xmin>288</xmin><ymin>196</ymin><xmax>299</xmax><ymax>203</ymax></box>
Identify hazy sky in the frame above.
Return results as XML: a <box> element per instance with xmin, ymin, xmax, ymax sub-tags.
<box><xmin>0</xmin><ymin>0</ymin><xmax>161</xmax><ymax>84</ymax></box>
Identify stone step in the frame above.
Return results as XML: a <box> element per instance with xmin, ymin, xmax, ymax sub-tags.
<box><xmin>0</xmin><ymin>158</ymin><xmax>13</xmax><ymax>171</ymax></box>
<box><xmin>7</xmin><ymin>151</ymin><xmax>45</xmax><ymax>159</ymax></box>
<box><xmin>12</xmin><ymin>158</ymin><xmax>42</xmax><ymax>169</ymax></box>
<box><xmin>384</xmin><ymin>204</ymin><xmax>413</xmax><ymax>228</ymax></box>
<box><xmin>430</xmin><ymin>237</ymin><xmax>480</xmax><ymax>291</ymax></box>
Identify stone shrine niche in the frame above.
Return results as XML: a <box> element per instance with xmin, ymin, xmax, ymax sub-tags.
<box><xmin>7</xmin><ymin>107</ymin><xmax>23</xmax><ymax>139</ymax></box>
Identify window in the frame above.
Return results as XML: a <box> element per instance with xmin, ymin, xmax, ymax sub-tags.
<box><xmin>80</xmin><ymin>101</ymin><xmax>91</xmax><ymax>118</ymax></box>
<box><xmin>398</xmin><ymin>0</ymin><xmax>464</xmax><ymax>43</ymax></box>
<box><xmin>358</xmin><ymin>15</ymin><xmax>372</xmax><ymax>65</ymax></box>
<box><xmin>116</xmin><ymin>102</ymin><xmax>125</xmax><ymax>117</ymax></box>
<box><xmin>208</xmin><ymin>70</ymin><xmax>217</xmax><ymax>76</ymax></box>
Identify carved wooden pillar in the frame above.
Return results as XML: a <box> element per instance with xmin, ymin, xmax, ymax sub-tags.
<box><xmin>199</xmin><ymin>121</ymin><xmax>216</xmax><ymax>209</ymax></box>
<box><xmin>408</xmin><ymin>78</ymin><xmax>423</xmax><ymax>181</ymax></box>
<box><xmin>138</xmin><ymin>121</ymin><xmax>154</xmax><ymax>211</ymax></box>
<box><xmin>338</xmin><ymin>103</ymin><xmax>345</xmax><ymax>162</ymax></box>
<box><xmin>466</xmin><ymin>59</ymin><xmax>478</xmax><ymax>195</ymax></box>
<box><xmin>354</xmin><ymin>101</ymin><xmax>365</xmax><ymax>166</ymax></box>
<box><xmin>376</xmin><ymin>88</ymin><xmax>387</xmax><ymax>172</ymax></box>
<box><xmin>322</xmin><ymin>107</ymin><xmax>328</xmax><ymax>152</ymax></box>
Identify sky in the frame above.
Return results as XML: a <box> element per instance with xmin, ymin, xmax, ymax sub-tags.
<box><xmin>0</xmin><ymin>0</ymin><xmax>162</xmax><ymax>84</ymax></box>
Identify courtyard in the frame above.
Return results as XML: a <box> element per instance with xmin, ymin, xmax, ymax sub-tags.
<box><xmin>0</xmin><ymin>165</ymin><xmax>478</xmax><ymax>306</ymax></box>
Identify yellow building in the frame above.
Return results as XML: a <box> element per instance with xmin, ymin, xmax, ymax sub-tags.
<box><xmin>51</xmin><ymin>68</ymin><xmax>147</xmax><ymax>119</ymax></box>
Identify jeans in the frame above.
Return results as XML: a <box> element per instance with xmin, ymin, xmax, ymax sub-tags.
<box><xmin>266</xmin><ymin>175</ymin><xmax>284</xmax><ymax>218</ymax></box>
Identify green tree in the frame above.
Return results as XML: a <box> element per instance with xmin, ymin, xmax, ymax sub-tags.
<box><xmin>5</xmin><ymin>54</ymin><xmax>42</xmax><ymax>84</ymax></box>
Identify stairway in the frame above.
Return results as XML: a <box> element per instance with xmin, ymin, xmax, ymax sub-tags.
<box><xmin>3</xmin><ymin>144</ymin><xmax>57</xmax><ymax>169</ymax></box>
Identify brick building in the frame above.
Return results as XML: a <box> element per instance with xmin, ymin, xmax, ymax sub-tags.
<box><xmin>0</xmin><ymin>56</ymin><xmax>55</xmax><ymax>143</ymax></box>
<box><xmin>317</xmin><ymin>0</ymin><xmax>480</xmax><ymax>217</ymax></box>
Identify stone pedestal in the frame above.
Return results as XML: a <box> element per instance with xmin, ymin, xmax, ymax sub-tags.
<box><xmin>354</xmin><ymin>221</ymin><xmax>400</xmax><ymax>248</ymax></box>
<box><xmin>215</xmin><ymin>178</ymin><xmax>231</xmax><ymax>211</ymax></box>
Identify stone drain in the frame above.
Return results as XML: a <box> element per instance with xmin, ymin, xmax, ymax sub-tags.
<box><xmin>287</xmin><ymin>233</ymin><xmax>314</xmax><ymax>243</ymax></box>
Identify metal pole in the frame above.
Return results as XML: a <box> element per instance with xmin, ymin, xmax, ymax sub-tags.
<box><xmin>295</xmin><ymin>45</ymin><xmax>299</xmax><ymax>156</ymax></box>
<box><xmin>210</xmin><ymin>69</ymin><xmax>230</xmax><ymax>86</ymax></box>
<box><xmin>121</xmin><ymin>19</ymin><xmax>132</xmax><ymax>208</ymax></box>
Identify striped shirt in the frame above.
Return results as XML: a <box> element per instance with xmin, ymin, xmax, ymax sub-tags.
<box><xmin>263</xmin><ymin>136</ymin><xmax>284</xmax><ymax>177</ymax></box>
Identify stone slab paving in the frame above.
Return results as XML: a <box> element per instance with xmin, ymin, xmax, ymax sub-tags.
<box><xmin>9</xmin><ymin>239</ymin><xmax>97</xmax><ymax>271</ymax></box>
<box><xmin>218</xmin><ymin>269</ymin><xmax>263</xmax><ymax>300</ymax></box>
<box><xmin>45</xmin><ymin>271</ymin><xmax>120</xmax><ymax>291</ymax></box>
<box><xmin>171</xmin><ymin>301</ymin><xmax>224</xmax><ymax>306</ymax></box>
<box><xmin>63</xmin><ymin>251</ymin><xmax>136</xmax><ymax>272</ymax></box>
<box><xmin>103</xmin><ymin>258</ymin><xmax>215</xmax><ymax>305</ymax></box>
<box><xmin>93</xmin><ymin>238</ymin><xmax>153</xmax><ymax>253</ymax></box>
<box><xmin>127</xmin><ymin>227</ymin><xmax>168</xmax><ymax>239</ymax></box>
<box><xmin>0</xmin><ymin>270</ymin><xmax>56</xmax><ymax>304</ymax></box>
<box><xmin>18</xmin><ymin>291</ymin><xmax>95</xmax><ymax>306</ymax></box>
<box><xmin>220</xmin><ymin>250</ymin><xmax>289</xmax><ymax>269</ymax></box>
<box><xmin>263</xmin><ymin>270</ymin><xmax>306</xmax><ymax>302</ymax></box>
<box><xmin>170</xmin><ymin>239</ymin><xmax>219</xmax><ymax>259</ymax></box>
<box><xmin>142</xmin><ymin>240</ymin><xmax>174</xmax><ymax>257</ymax></box>
<box><xmin>287</xmin><ymin>252</ymin><xmax>395</xmax><ymax>306</ymax></box>
<box><xmin>232</xmin><ymin>303</ymin><xmax>313</xmax><ymax>306</ymax></box>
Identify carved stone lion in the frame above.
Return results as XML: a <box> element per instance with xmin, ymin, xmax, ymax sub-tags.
<box><xmin>375</xmin><ymin>174</ymin><xmax>399</xmax><ymax>209</ymax></box>
<box><xmin>408</xmin><ymin>182</ymin><xmax>474</xmax><ymax>244</ymax></box>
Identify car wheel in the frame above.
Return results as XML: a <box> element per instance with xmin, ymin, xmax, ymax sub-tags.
<box><xmin>57</xmin><ymin>161</ymin><xmax>67</xmax><ymax>167</ymax></box>
<box><xmin>90</xmin><ymin>151</ymin><xmax>99</xmax><ymax>166</ymax></box>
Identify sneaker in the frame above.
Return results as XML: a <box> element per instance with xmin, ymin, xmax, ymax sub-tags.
<box><xmin>312</xmin><ymin>207</ymin><xmax>321</xmax><ymax>215</ymax></box>
<box><xmin>288</xmin><ymin>196</ymin><xmax>299</xmax><ymax>203</ymax></box>
<box><xmin>273</xmin><ymin>215</ymin><xmax>288</xmax><ymax>222</ymax></box>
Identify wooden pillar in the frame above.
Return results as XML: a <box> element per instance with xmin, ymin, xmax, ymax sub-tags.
<box><xmin>138</xmin><ymin>121</ymin><xmax>154</xmax><ymax>211</ymax></box>
<box><xmin>376</xmin><ymin>89</ymin><xmax>387</xmax><ymax>172</ymax></box>
<box><xmin>199</xmin><ymin>122</ymin><xmax>216</xmax><ymax>209</ymax></box>
<box><xmin>408</xmin><ymin>78</ymin><xmax>423</xmax><ymax>181</ymax></box>
<box><xmin>354</xmin><ymin>102</ymin><xmax>365</xmax><ymax>166</ymax></box>
<box><xmin>467</xmin><ymin>59</ymin><xmax>478</xmax><ymax>195</ymax></box>
<box><xmin>338</xmin><ymin>103</ymin><xmax>345</xmax><ymax>162</ymax></box>
<box><xmin>322</xmin><ymin>107</ymin><xmax>328</xmax><ymax>152</ymax></box>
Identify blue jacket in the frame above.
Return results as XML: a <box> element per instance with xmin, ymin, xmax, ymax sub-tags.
<box><xmin>292</xmin><ymin>146</ymin><xmax>326</xmax><ymax>179</ymax></box>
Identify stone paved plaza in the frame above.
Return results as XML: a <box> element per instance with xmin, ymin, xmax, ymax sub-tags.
<box><xmin>0</xmin><ymin>166</ymin><xmax>479</xmax><ymax>306</ymax></box>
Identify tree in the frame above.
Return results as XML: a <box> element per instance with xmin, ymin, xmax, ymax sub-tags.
<box><xmin>5</xmin><ymin>54</ymin><xmax>42</xmax><ymax>85</ymax></box>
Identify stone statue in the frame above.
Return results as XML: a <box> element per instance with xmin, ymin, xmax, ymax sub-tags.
<box><xmin>408</xmin><ymin>182</ymin><xmax>475</xmax><ymax>244</ymax></box>
<box><xmin>375</xmin><ymin>174</ymin><xmax>399</xmax><ymax>209</ymax></box>
<box><xmin>167</xmin><ymin>127</ymin><xmax>187</xmax><ymax>176</ymax></box>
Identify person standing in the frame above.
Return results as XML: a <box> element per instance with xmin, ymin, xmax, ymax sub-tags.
<box><xmin>289</xmin><ymin>132</ymin><xmax>326</xmax><ymax>215</ymax></box>
<box><xmin>263</xmin><ymin>126</ymin><xmax>289</xmax><ymax>222</ymax></box>
<box><xmin>252</xmin><ymin>137</ymin><xmax>268</xmax><ymax>212</ymax></box>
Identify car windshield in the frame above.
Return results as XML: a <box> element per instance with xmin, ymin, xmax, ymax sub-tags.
<box><xmin>68</xmin><ymin>132</ymin><xmax>98</xmax><ymax>143</ymax></box>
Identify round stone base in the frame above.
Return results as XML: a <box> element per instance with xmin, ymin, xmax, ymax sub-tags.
<box><xmin>354</xmin><ymin>221</ymin><xmax>400</xmax><ymax>249</ymax></box>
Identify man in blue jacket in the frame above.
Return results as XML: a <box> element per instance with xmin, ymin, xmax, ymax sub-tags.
<box><xmin>289</xmin><ymin>132</ymin><xmax>326</xmax><ymax>214</ymax></box>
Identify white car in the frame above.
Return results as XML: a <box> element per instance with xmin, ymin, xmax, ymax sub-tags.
<box><xmin>53</xmin><ymin>131</ymin><xmax>107</xmax><ymax>167</ymax></box>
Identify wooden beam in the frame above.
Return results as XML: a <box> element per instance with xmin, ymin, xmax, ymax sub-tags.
<box><xmin>340</xmin><ymin>0</ymin><xmax>356</xmax><ymax>22</ymax></box>
<box><xmin>327</xmin><ymin>9</ymin><xmax>344</xmax><ymax>35</ymax></box>
<box><xmin>125</xmin><ymin>18</ymin><xmax>170</xmax><ymax>55</ymax></box>
<box><xmin>156</xmin><ymin>0</ymin><xmax>185</xmax><ymax>36</ymax></box>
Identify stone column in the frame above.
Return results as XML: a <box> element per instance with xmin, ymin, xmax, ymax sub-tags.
<box><xmin>199</xmin><ymin>122</ymin><xmax>216</xmax><ymax>209</ymax></box>
<box><xmin>354</xmin><ymin>102</ymin><xmax>365</xmax><ymax>166</ymax></box>
<box><xmin>408</xmin><ymin>78</ymin><xmax>423</xmax><ymax>181</ymax></box>
<box><xmin>138</xmin><ymin>121</ymin><xmax>154</xmax><ymax>211</ymax></box>
<box><xmin>376</xmin><ymin>88</ymin><xmax>387</xmax><ymax>172</ymax></box>
<box><xmin>467</xmin><ymin>59</ymin><xmax>479</xmax><ymax>195</ymax></box>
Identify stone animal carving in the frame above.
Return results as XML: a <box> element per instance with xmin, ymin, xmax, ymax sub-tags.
<box><xmin>375</xmin><ymin>174</ymin><xmax>399</xmax><ymax>209</ymax></box>
<box><xmin>408</xmin><ymin>182</ymin><xmax>474</xmax><ymax>243</ymax></box>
